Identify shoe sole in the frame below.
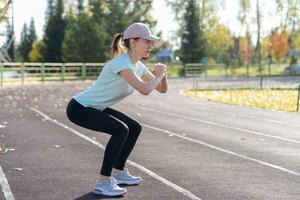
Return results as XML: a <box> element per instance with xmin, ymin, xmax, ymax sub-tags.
<box><xmin>117</xmin><ymin>179</ymin><xmax>142</xmax><ymax>185</ymax></box>
<box><xmin>93</xmin><ymin>189</ymin><xmax>127</xmax><ymax>196</ymax></box>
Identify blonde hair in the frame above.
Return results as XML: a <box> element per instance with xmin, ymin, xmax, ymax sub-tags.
<box><xmin>110</xmin><ymin>33</ymin><xmax>140</xmax><ymax>58</ymax></box>
<box><xmin>110</xmin><ymin>33</ymin><xmax>127</xmax><ymax>58</ymax></box>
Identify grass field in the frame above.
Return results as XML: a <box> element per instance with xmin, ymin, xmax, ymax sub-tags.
<box><xmin>161</xmin><ymin>62</ymin><xmax>295</xmax><ymax>77</ymax></box>
<box><xmin>185</xmin><ymin>88</ymin><xmax>300</xmax><ymax>113</ymax></box>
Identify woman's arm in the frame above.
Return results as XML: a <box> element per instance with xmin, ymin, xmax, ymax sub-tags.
<box><xmin>141</xmin><ymin>63</ymin><xmax>168</xmax><ymax>93</ymax></box>
<box><xmin>141</xmin><ymin>71</ymin><xmax>168</xmax><ymax>93</ymax></box>
<box><xmin>120</xmin><ymin>68</ymin><xmax>165</xmax><ymax>95</ymax></box>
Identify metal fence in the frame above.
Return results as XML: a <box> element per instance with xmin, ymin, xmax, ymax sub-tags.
<box><xmin>0</xmin><ymin>62</ymin><xmax>105</xmax><ymax>86</ymax></box>
<box><xmin>184</xmin><ymin>63</ymin><xmax>300</xmax><ymax>78</ymax></box>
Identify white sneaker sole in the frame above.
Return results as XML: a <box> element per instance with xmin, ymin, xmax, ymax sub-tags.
<box><xmin>116</xmin><ymin>178</ymin><xmax>142</xmax><ymax>185</ymax></box>
<box><xmin>93</xmin><ymin>189</ymin><xmax>127</xmax><ymax>196</ymax></box>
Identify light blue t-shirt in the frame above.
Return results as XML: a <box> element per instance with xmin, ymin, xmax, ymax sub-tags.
<box><xmin>73</xmin><ymin>53</ymin><xmax>151</xmax><ymax>110</ymax></box>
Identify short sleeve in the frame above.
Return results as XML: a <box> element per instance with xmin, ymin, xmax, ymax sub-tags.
<box><xmin>109</xmin><ymin>54</ymin><xmax>133</xmax><ymax>74</ymax></box>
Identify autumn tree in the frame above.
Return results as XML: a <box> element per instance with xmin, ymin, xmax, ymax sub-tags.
<box><xmin>240</xmin><ymin>35</ymin><xmax>252</xmax><ymax>65</ymax></box>
<box><xmin>29</xmin><ymin>40</ymin><xmax>44</xmax><ymax>62</ymax></box>
<box><xmin>269</xmin><ymin>31</ymin><xmax>289</xmax><ymax>63</ymax></box>
<box><xmin>204</xmin><ymin>22</ymin><xmax>231</xmax><ymax>63</ymax></box>
<box><xmin>238</xmin><ymin>0</ymin><xmax>251</xmax><ymax>65</ymax></box>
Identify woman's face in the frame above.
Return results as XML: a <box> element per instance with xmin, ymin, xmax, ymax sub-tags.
<box><xmin>131</xmin><ymin>38</ymin><xmax>154</xmax><ymax>58</ymax></box>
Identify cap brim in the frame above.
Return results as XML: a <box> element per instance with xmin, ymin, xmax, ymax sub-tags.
<box><xmin>143</xmin><ymin>35</ymin><xmax>160</xmax><ymax>41</ymax></box>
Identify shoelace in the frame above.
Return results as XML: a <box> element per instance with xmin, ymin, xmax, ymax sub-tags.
<box><xmin>109</xmin><ymin>178</ymin><xmax>118</xmax><ymax>189</ymax></box>
<box><xmin>122</xmin><ymin>169</ymin><xmax>130</xmax><ymax>177</ymax></box>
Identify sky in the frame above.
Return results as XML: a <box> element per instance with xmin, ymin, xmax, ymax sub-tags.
<box><xmin>11</xmin><ymin>0</ymin><xmax>280</xmax><ymax>45</ymax></box>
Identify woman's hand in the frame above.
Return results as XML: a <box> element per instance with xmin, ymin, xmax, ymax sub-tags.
<box><xmin>152</xmin><ymin>63</ymin><xmax>166</xmax><ymax>76</ymax></box>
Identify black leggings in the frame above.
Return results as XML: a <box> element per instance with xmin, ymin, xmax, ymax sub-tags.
<box><xmin>66</xmin><ymin>98</ymin><xmax>142</xmax><ymax>176</ymax></box>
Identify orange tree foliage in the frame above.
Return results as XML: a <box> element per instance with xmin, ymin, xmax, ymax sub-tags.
<box><xmin>268</xmin><ymin>31</ymin><xmax>289</xmax><ymax>62</ymax></box>
<box><xmin>240</xmin><ymin>37</ymin><xmax>252</xmax><ymax>62</ymax></box>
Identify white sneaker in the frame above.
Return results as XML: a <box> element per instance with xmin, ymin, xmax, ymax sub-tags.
<box><xmin>112</xmin><ymin>168</ymin><xmax>142</xmax><ymax>185</ymax></box>
<box><xmin>92</xmin><ymin>177</ymin><xmax>127</xmax><ymax>196</ymax></box>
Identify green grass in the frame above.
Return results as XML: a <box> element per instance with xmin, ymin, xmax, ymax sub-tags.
<box><xmin>152</xmin><ymin>62</ymin><xmax>293</xmax><ymax>77</ymax></box>
<box><xmin>205</xmin><ymin>63</ymin><xmax>290</xmax><ymax>77</ymax></box>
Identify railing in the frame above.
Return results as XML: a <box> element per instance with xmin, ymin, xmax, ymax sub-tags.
<box><xmin>185</xmin><ymin>62</ymin><xmax>300</xmax><ymax>78</ymax></box>
<box><xmin>0</xmin><ymin>62</ymin><xmax>105</xmax><ymax>86</ymax></box>
<box><xmin>185</xmin><ymin>63</ymin><xmax>226</xmax><ymax>78</ymax></box>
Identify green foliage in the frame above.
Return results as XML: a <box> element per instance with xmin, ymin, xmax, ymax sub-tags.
<box><xmin>89</xmin><ymin>0</ymin><xmax>156</xmax><ymax>60</ymax></box>
<box><xmin>238</xmin><ymin>0</ymin><xmax>250</xmax><ymax>26</ymax></box>
<box><xmin>29</xmin><ymin>40</ymin><xmax>44</xmax><ymax>62</ymax></box>
<box><xmin>204</xmin><ymin>21</ymin><xmax>231</xmax><ymax>62</ymax></box>
<box><xmin>62</xmin><ymin>13</ymin><xmax>107</xmax><ymax>62</ymax></box>
<box><xmin>18</xmin><ymin>18</ymin><xmax>37</xmax><ymax>61</ymax></box>
<box><xmin>42</xmin><ymin>0</ymin><xmax>65</xmax><ymax>62</ymax></box>
<box><xmin>180</xmin><ymin>0</ymin><xmax>205</xmax><ymax>63</ymax></box>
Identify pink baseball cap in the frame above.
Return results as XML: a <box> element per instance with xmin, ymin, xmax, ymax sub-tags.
<box><xmin>123</xmin><ymin>22</ymin><xmax>160</xmax><ymax>41</ymax></box>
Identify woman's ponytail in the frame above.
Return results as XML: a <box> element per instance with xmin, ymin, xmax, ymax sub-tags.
<box><xmin>111</xmin><ymin>33</ymin><xmax>126</xmax><ymax>58</ymax></box>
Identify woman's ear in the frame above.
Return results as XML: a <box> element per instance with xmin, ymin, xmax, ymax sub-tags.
<box><xmin>129</xmin><ymin>38</ymin><xmax>136</xmax><ymax>49</ymax></box>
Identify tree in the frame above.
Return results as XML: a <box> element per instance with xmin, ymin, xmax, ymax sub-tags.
<box><xmin>204</xmin><ymin>22</ymin><xmax>232</xmax><ymax>63</ymax></box>
<box><xmin>5</xmin><ymin>23</ymin><xmax>14</xmax><ymax>61</ymax></box>
<box><xmin>29</xmin><ymin>40</ymin><xmax>44</xmax><ymax>62</ymax></box>
<box><xmin>99</xmin><ymin>0</ymin><xmax>132</xmax><ymax>58</ymax></box>
<box><xmin>180</xmin><ymin>0</ymin><xmax>205</xmax><ymax>63</ymax></box>
<box><xmin>275</xmin><ymin>0</ymin><xmax>300</xmax><ymax>66</ymax></box>
<box><xmin>255</xmin><ymin>0</ymin><xmax>262</xmax><ymax>70</ymax></box>
<box><xmin>294</xmin><ymin>32</ymin><xmax>300</xmax><ymax>50</ymax></box>
<box><xmin>275</xmin><ymin>0</ymin><xmax>300</xmax><ymax>32</ymax></box>
<box><xmin>0</xmin><ymin>0</ymin><xmax>10</xmax><ymax>23</ymax></box>
<box><xmin>240</xmin><ymin>35</ymin><xmax>252</xmax><ymax>65</ymax></box>
<box><xmin>238</xmin><ymin>0</ymin><xmax>251</xmax><ymax>65</ymax></box>
<box><xmin>87</xmin><ymin>0</ymin><xmax>156</xmax><ymax>60</ymax></box>
<box><xmin>19</xmin><ymin>24</ymin><xmax>28</xmax><ymax>61</ymax></box>
<box><xmin>269</xmin><ymin>31</ymin><xmax>289</xmax><ymax>63</ymax></box>
<box><xmin>62</xmin><ymin>11</ymin><xmax>107</xmax><ymax>62</ymax></box>
<box><xmin>18</xmin><ymin>24</ymin><xmax>32</xmax><ymax>61</ymax></box>
<box><xmin>18</xmin><ymin>18</ymin><xmax>37</xmax><ymax>61</ymax></box>
<box><xmin>28</xmin><ymin>18</ymin><xmax>37</xmax><ymax>46</ymax></box>
<box><xmin>238</xmin><ymin>0</ymin><xmax>250</xmax><ymax>34</ymax></box>
<box><xmin>42</xmin><ymin>0</ymin><xmax>65</xmax><ymax>62</ymax></box>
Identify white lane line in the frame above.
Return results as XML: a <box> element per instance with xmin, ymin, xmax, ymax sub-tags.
<box><xmin>139</xmin><ymin>107</ymin><xmax>300</xmax><ymax>145</ymax></box>
<box><xmin>192</xmin><ymin>106</ymin><xmax>300</xmax><ymax>129</ymax></box>
<box><xmin>0</xmin><ymin>165</ymin><xmax>15</xmax><ymax>200</ymax></box>
<box><xmin>29</xmin><ymin>107</ymin><xmax>202</xmax><ymax>200</ymax></box>
<box><xmin>142</xmin><ymin>124</ymin><xmax>300</xmax><ymax>176</ymax></box>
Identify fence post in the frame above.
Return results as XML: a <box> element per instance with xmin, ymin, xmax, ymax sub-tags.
<box><xmin>81</xmin><ymin>63</ymin><xmax>86</xmax><ymax>80</ymax></box>
<box><xmin>297</xmin><ymin>85</ymin><xmax>300</xmax><ymax>112</ymax></box>
<box><xmin>194</xmin><ymin>79</ymin><xmax>198</xmax><ymax>96</ymax></box>
<box><xmin>41</xmin><ymin>63</ymin><xmax>45</xmax><ymax>83</ymax></box>
<box><xmin>246</xmin><ymin>63</ymin><xmax>249</xmax><ymax>77</ymax></box>
<box><xmin>0</xmin><ymin>62</ymin><xmax>3</xmax><ymax>86</ymax></box>
<box><xmin>204</xmin><ymin>64</ymin><xmax>208</xmax><ymax>80</ymax></box>
<box><xmin>61</xmin><ymin>63</ymin><xmax>65</xmax><ymax>82</ymax></box>
<box><xmin>225</xmin><ymin>64</ymin><xmax>228</xmax><ymax>78</ymax></box>
<box><xmin>260</xmin><ymin>76</ymin><xmax>263</xmax><ymax>90</ymax></box>
<box><xmin>184</xmin><ymin>64</ymin><xmax>187</xmax><ymax>77</ymax></box>
<box><xmin>21</xmin><ymin>62</ymin><xmax>25</xmax><ymax>85</ymax></box>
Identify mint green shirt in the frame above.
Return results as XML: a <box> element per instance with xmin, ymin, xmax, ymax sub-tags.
<box><xmin>73</xmin><ymin>53</ymin><xmax>151</xmax><ymax>110</ymax></box>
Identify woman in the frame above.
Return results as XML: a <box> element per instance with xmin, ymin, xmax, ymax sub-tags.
<box><xmin>66</xmin><ymin>22</ymin><xmax>167</xmax><ymax>196</ymax></box>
